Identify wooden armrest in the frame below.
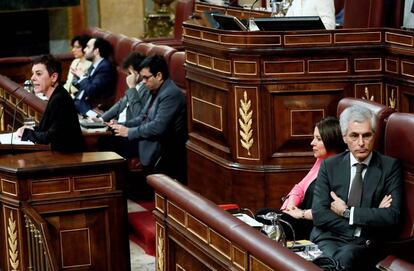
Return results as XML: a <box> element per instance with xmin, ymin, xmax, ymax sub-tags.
<box><xmin>377</xmin><ymin>255</ymin><xmax>414</xmax><ymax>271</ymax></box>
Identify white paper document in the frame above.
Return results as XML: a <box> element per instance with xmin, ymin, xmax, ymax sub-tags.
<box><xmin>0</xmin><ymin>132</ymin><xmax>35</xmax><ymax>145</ymax></box>
<box><xmin>233</xmin><ymin>213</ymin><xmax>263</xmax><ymax>227</ymax></box>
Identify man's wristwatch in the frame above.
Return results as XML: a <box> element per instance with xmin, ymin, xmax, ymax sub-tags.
<box><xmin>342</xmin><ymin>208</ymin><xmax>350</xmax><ymax>219</ymax></box>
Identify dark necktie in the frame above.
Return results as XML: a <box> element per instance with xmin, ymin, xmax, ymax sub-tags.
<box><xmin>347</xmin><ymin>163</ymin><xmax>366</xmax><ymax>207</ymax></box>
<box><xmin>86</xmin><ymin>65</ymin><xmax>94</xmax><ymax>77</ymax></box>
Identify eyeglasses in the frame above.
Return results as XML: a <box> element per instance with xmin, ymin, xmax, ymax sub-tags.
<box><xmin>141</xmin><ymin>74</ymin><xmax>154</xmax><ymax>81</ymax></box>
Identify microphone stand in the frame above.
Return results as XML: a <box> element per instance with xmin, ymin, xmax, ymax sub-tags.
<box><xmin>11</xmin><ymin>96</ymin><xmax>25</xmax><ymax>155</ymax></box>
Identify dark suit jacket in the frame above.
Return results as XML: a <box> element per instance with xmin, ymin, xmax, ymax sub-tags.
<box><xmin>124</xmin><ymin>79</ymin><xmax>186</xmax><ymax>166</ymax></box>
<box><xmin>74</xmin><ymin>58</ymin><xmax>116</xmax><ymax>114</ymax></box>
<box><xmin>22</xmin><ymin>85</ymin><xmax>85</xmax><ymax>152</ymax></box>
<box><xmin>100</xmin><ymin>83</ymin><xmax>150</xmax><ymax>122</ymax></box>
<box><xmin>311</xmin><ymin>150</ymin><xmax>403</xmax><ymax>242</ymax></box>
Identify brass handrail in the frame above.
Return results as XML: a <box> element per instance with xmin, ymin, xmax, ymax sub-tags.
<box><xmin>22</xmin><ymin>203</ymin><xmax>59</xmax><ymax>271</ymax></box>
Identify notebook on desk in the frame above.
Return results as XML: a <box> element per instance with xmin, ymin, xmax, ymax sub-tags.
<box><xmin>0</xmin><ymin>132</ymin><xmax>34</xmax><ymax>145</ymax></box>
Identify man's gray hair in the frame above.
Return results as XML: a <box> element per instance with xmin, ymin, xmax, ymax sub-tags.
<box><xmin>339</xmin><ymin>105</ymin><xmax>376</xmax><ymax>135</ymax></box>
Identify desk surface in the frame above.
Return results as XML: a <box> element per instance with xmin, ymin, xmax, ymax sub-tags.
<box><xmin>0</xmin><ymin>151</ymin><xmax>125</xmax><ymax>175</ymax></box>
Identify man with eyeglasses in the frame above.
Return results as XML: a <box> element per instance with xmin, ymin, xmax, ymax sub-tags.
<box><xmin>310</xmin><ymin>105</ymin><xmax>403</xmax><ymax>270</ymax></box>
<box><xmin>109</xmin><ymin>55</ymin><xmax>187</xmax><ymax>182</ymax></box>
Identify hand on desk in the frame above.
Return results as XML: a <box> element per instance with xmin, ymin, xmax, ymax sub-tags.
<box><xmin>15</xmin><ymin>125</ymin><xmax>34</xmax><ymax>138</ymax></box>
<box><xmin>108</xmin><ymin>123</ymin><xmax>128</xmax><ymax>137</ymax></box>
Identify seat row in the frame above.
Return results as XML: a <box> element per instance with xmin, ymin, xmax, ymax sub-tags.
<box><xmin>82</xmin><ymin>26</ymin><xmax>186</xmax><ymax>103</ymax></box>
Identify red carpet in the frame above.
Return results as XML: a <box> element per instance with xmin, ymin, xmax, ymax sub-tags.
<box><xmin>128</xmin><ymin>200</ymin><xmax>156</xmax><ymax>256</ymax></box>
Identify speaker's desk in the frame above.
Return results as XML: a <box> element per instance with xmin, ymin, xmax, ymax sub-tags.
<box><xmin>0</xmin><ymin>151</ymin><xmax>130</xmax><ymax>271</ymax></box>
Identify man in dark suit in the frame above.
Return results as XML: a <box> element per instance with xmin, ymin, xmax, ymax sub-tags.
<box><xmin>109</xmin><ymin>55</ymin><xmax>187</xmax><ymax>182</ymax></box>
<box><xmin>72</xmin><ymin>37</ymin><xmax>116</xmax><ymax>115</ymax></box>
<box><xmin>96</xmin><ymin>52</ymin><xmax>150</xmax><ymax>123</ymax></box>
<box><xmin>311</xmin><ymin>105</ymin><xmax>403</xmax><ymax>270</ymax></box>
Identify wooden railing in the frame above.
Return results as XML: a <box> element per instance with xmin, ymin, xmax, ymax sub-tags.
<box><xmin>22</xmin><ymin>204</ymin><xmax>59</xmax><ymax>271</ymax></box>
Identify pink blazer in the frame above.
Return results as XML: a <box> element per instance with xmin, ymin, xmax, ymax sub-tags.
<box><xmin>281</xmin><ymin>158</ymin><xmax>322</xmax><ymax>210</ymax></box>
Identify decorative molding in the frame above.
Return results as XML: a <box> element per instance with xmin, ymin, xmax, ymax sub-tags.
<box><xmin>238</xmin><ymin>91</ymin><xmax>254</xmax><ymax>156</ymax></box>
<box><xmin>334</xmin><ymin>31</ymin><xmax>382</xmax><ymax>44</ymax></box>
<box><xmin>284</xmin><ymin>33</ymin><xmax>331</xmax><ymax>46</ymax></box>
<box><xmin>385</xmin><ymin>31</ymin><xmax>414</xmax><ymax>46</ymax></box>
<box><xmin>191</xmin><ymin>96</ymin><xmax>223</xmax><ymax>131</ymax></box>
<box><xmin>362</xmin><ymin>87</ymin><xmax>375</xmax><ymax>101</ymax></box>
<box><xmin>386</xmin><ymin>84</ymin><xmax>399</xmax><ymax>109</ymax></box>
<box><xmin>8</xmin><ymin>211</ymin><xmax>19</xmax><ymax>271</ymax></box>
<box><xmin>156</xmin><ymin>223</ymin><xmax>165</xmax><ymax>271</ymax></box>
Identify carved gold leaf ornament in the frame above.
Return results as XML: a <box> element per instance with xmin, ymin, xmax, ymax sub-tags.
<box><xmin>238</xmin><ymin>91</ymin><xmax>254</xmax><ymax>156</ymax></box>
<box><xmin>389</xmin><ymin>89</ymin><xmax>396</xmax><ymax>109</ymax></box>
<box><xmin>8</xmin><ymin>211</ymin><xmax>20</xmax><ymax>270</ymax></box>
<box><xmin>157</xmin><ymin>227</ymin><xmax>164</xmax><ymax>271</ymax></box>
<box><xmin>362</xmin><ymin>87</ymin><xmax>374</xmax><ymax>101</ymax></box>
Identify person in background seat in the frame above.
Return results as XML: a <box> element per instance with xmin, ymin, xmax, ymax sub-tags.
<box><xmin>286</xmin><ymin>0</ymin><xmax>336</xmax><ymax>30</ymax></box>
<box><xmin>109</xmin><ymin>55</ymin><xmax>187</xmax><ymax>182</ymax></box>
<box><xmin>72</xmin><ymin>37</ymin><xmax>116</xmax><ymax>115</ymax></box>
<box><xmin>311</xmin><ymin>105</ymin><xmax>403</xmax><ymax>271</ymax></box>
<box><xmin>63</xmin><ymin>34</ymin><xmax>92</xmax><ymax>98</ymax></box>
<box><xmin>16</xmin><ymin>54</ymin><xmax>85</xmax><ymax>152</ymax></box>
<box><xmin>93</xmin><ymin>51</ymin><xmax>150</xmax><ymax>123</ymax></box>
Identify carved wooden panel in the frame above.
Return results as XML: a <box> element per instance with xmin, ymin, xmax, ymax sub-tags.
<box><xmin>156</xmin><ymin>223</ymin><xmax>165</xmax><ymax>271</ymax></box>
<box><xmin>45</xmin><ymin>208</ymin><xmax>110</xmax><ymax>271</ymax></box>
<box><xmin>354</xmin><ymin>82</ymin><xmax>383</xmax><ymax>103</ymax></box>
<box><xmin>386</xmin><ymin>84</ymin><xmax>399</xmax><ymax>110</ymax></box>
<box><xmin>3</xmin><ymin>206</ymin><xmax>21</xmax><ymax>271</ymax></box>
<box><xmin>250</xmin><ymin>255</ymin><xmax>272</xmax><ymax>271</ymax></box>
<box><xmin>385</xmin><ymin>58</ymin><xmax>399</xmax><ymax>74</ymax></box>
<box><xmin>1</xmin><ymin>178</ymin><xmax>18</xmax><ymax>197</ymax></box>
<box><xmin>334</xmin><ymin>31</ymin><xmax>382</xmax><ymax>44</ymax></box>
<box><xmin>31</xmin><ymin>177</ymin><xmax>71</xmax><ymax>197</ymax></box>
<box><xmin>354</xmin><ymin>58</ymin><xmax>382</xmax><ymax>73</ymax></box>
<box><xmin>60</xmin><ymin>228</ymin><xmax>92</xmax><ymax>268</ymax></box>
<box><xmin>167</xmin><ymin>201</ymin><xmax>186</xmax><ymax>227</ymax></box>
<box><xmin>284</xmin><ymin>33</ymin><xmax>331</xmax><ymax>46</ymax></box>
<box><xmin>73</xmin><ymin>173</ymin><xmax>112</xmax><ymax>192</ymax></box>
<box><xmin>155</xmin><ymin>193</ymin><xmax>165</xmax><ymax>214</ymax></box>
<box><xmin>385</xmin><ymin>31</ymin><xmax>414</xmax><ymax>46</ymax></box>
<box><xmin>269</xmin><ymin>85</ymin><xmax>343</xmax><ymax>155</ymax></box>
<box><xmin>263</xmin><ymin>60</ymin><xmax>305</xmax><ymax>76</ymax></box>
<box><xmin>401</xmin><ymin>60</ymin><xmax>414</xmax><ymax>79</ymax></box>
<box><xmin>308</xmin><ymin>58</ymin><xmax>348</xmax><ymax>74</ymax></box>
<box><xmin>400</xmin><ymin>87</ymin><xmax>414</xmax><ymax>113</ymax></box>
<box><xmin>235</xmin><ymin>87</ymin><xmax>260</xmax><ymax>160</ymax></box>
<box><xmin>187</xmin><ymin>214</ymin><xmax>208</xmax><ymax>243</ymax></box>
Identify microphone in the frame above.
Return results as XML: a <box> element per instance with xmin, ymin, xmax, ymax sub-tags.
<box><xmin>23</xmin><ymin>80</ymin><xmax>34</xmax><ymax>93</ymax></box>
<box><xmin>11</xmin><ymin>96</ymin><xmax>26</xmax><ymax>154</ymax></box>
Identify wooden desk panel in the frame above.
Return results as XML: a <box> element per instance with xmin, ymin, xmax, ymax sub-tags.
<box><xmin>0</xmin><ymin>151</ymin><xmax>130</xmax><ymax>271</ymax></box>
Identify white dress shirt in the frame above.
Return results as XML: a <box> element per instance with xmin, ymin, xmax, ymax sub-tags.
<box><xmin>348</xmin><ymin>152</ymin><xmax>373</xmax><ymax>236</ymax></box>
<box><xmin>286</xmin><ymin>0</ymin><xmax>336</xmax><ymax>30</ymax></box>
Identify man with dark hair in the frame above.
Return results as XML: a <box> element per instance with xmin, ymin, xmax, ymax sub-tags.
<box><xmin>16</xmin><ymin>54</ymin><xmax>85</xmax><ymax>152</ymax></box>
<box><xmin>72</xmin><ymin>37</ymin><xmax>116</xmax><ymax>115</ymax></box>
<box><xmin>311</xmin><ymin>105</ymin><xmax>403</xmax><ymax>270</ymax></box>
<box><xmin>94</xmin><ymin>51</ymin><xmax>150</xmax><ymax>123</ymax></box>
<box><xmin>109</xmin><ymin>54</ymin><xmax>187</xmax><ymax>182</ymax></box>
